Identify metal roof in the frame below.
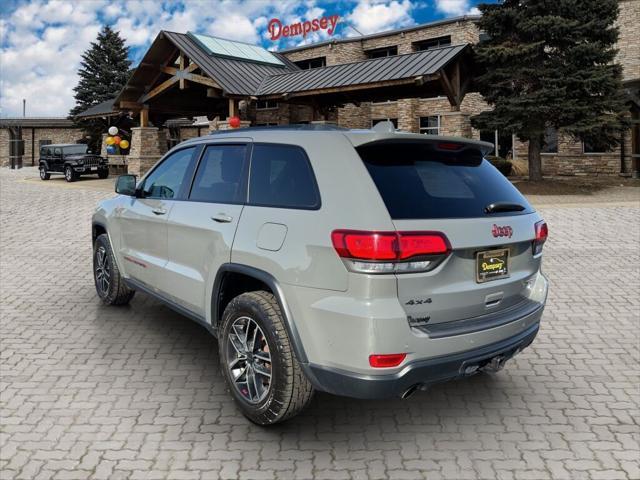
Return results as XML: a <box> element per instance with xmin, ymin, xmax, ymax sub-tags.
<box><xmin>256</xmin><ymin>44</ymin><xmax>468</xmax><ymax>96</ymax></box>
<box><xmin>75</xmin><ymin>98</ymin><xmax>117</xmax><ymax>119</ymax></box>
<box><xmin>163</xmin><ymin>31</ymin><xmax>292</xmax><ymax>95</ymax></box>
<box><xmin>0</xmin><ymin>117</ymin><xmax>76</xmax><ymax>128</ymax></box>
<box><xmin>280</xmin><ymin>15</ymin><xmax>480</xmax><ymax>53</ymax></box>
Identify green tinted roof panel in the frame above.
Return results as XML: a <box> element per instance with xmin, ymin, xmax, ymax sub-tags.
<box><xmin>188</xmin><ymin>32</ymin><xmax>284</xmax><ymax>66</ymax></box>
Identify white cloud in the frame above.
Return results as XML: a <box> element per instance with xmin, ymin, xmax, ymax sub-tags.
<box><xmin>434</xmin><ymin>0</ymin><xmax>479</xmax><ymax>16</ymax></box>
<box><xmin>347</xmin><ymin>0</ymin><xmax>414</xmax><ymax>36</ymax></box>
<box><xmin>1</xmin><ymin>0</ymin><xmax>458</xmax><ymax>117</ymax></box>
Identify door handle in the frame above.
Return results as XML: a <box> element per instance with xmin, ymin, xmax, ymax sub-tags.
<box><xmin>152</xmin><ymin>208</ymin><xmax>167</xmax><ymax>215</ymax></box>
<box><xmin>211</xmin><ymin>213</ymin><xmax>233</xmax><ymax>223</ymax></box>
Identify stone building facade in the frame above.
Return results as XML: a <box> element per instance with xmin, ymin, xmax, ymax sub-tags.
<box><xmin>259</xmin><ymin>7</ymin><xmax>639</xmax><ymax>176</ymax></box>
<box><xmin>0</xmin><ymin>119</ymin><xmax>84</xmax><ymax>168</ymax></box>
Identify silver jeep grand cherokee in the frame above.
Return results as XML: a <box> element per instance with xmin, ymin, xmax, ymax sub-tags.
<box><xmin>92</xmin><ymin>124</ymin><xmax>548</xmax><ymax>425</ymax></box>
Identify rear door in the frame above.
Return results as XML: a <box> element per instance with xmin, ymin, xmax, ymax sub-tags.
<box><xmin>165</xmin><ymin>142</ymin><xmax>249</xmax><ymax>317</ymax></box>
<box><xmin>357</xmin><ymin>140</ymin><xmax>542</xmax><ymax>328</ymax></box>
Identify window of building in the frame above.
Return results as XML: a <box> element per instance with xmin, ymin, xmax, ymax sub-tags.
<box><xmin>371</xmin><ymin>118</ymin><xmax>398</xmax><ymax>129</ymax></box>
<box><xmin>141</xmin><ymin>147</ymin><xmax>196</xmax><ymax>199</ymax></box>
<box><xmin>419</xmin><ymin>116</ymin><xmax>440</xmax><ymax>135</ymax></box>
<box><xmin>189</xmin><ymin>144</ymin><xmax>248</xmax><ymax>203</ymax></box>
<box><xmin>256</xmin><ymin>100</ymin><xmax>278</xmax><ymax>110</ymax></box>
<box><xmin>480</xmin><ymin>130</ymin><xmax>513</xmax><ymax>158</ymax></box>
<box><xmin>365</xmin><ymin>46</ymin><xmax>398</xmax><ymax>59</ymax></box>
<box><xmin>248</xmin><ymin>144</ymin><xmax>320</xmax><ymax>209</ymax></box>
<box><xmin>583</xmin><ymin>135</ymin><xmax>613</xmax><ymax>154</ymax></box>
<box><xmin>294</xmin><ymin>56</ymin><xmax>326</xmax><ymax>70</ymax></box>
<box><xmin>413</xmin><ymin>36</ymin><xmax>452</xmax><ymax>52</ymax></box>
<box><xmin>542</xmin><ymin>127</ymin><xmax>558</xmax><ymax>154</ymax></box>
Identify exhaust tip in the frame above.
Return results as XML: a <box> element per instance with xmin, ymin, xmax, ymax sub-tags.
<box><xmin>401</xmin><ymin>384</ymin><xmax>419</xmax><ymax>399</ymax></box>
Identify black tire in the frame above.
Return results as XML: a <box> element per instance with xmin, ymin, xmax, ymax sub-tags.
<box><xmin>39</xmin><ymin>166</ymin><xmax>50</xmax><ymax>180</ymax></box>
<box><xmin>219</xmin><ymin>291</ymin><xmax>314</xmax><ymax>425</ymax></box>
<box><xmin>93</xmin><ymin>233</ymin><xmax>135</xmax><ymax>306</ymax></box>
<box><xmin>98</xmin><ymin>169</ymin><xmax>109</xmax><ymax>179</ymax></box>
<box><xmin>64</xmin><ymin>165</ymin><xmax>77</xmax><ymax>182</ymax></box>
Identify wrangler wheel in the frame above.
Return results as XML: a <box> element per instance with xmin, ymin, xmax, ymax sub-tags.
<box><xmin>64</xmin><ymin>165</ymin><xmax>76</xmax><ymax>182</ymax></box>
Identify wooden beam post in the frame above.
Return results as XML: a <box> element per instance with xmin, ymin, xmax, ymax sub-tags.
<box><xmin>140</xmin><ymin>106</ymin><xmax>149</xmax><ymax>127</ymax></box>
<box><xmin>179</xmin><ymin>54</ymin><xmax>186</xmax><ymax>90</ymax></box>
<box><xmin>228</xmin><ymin>98</ymin><xmax>238</xmax><ymax>118</ymax></box>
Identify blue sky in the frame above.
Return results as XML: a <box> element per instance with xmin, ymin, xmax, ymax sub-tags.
<box><xmin>0</xmin><ymin>0</ymin><xmax>495</xmax><ymax>117</ymax></box>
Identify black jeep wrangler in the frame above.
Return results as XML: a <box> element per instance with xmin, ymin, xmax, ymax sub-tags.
<box><xmin>39</xmin><ymin>144</ymin><xmax>109</xmax><ymax>182</ymax></box>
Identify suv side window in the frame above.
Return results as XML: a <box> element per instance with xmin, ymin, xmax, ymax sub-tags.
<box><xmin>53</xmin><ymin>147</ymin><xmax>62</xmax><ymax>156</ymax></box>
<box><xmin>141</xmin><ymin>147</ymin><xmax>196</xmax><ymax>199</ymax></box>
<box><xmin>248</xmin><ymin>144</ymin><xmax>320</xmax><ymax>209</ymax></box>
<box><xmin>189</xmin><ymin>144</ymin><xmax>248</xmax><ymax>203</ymax></box>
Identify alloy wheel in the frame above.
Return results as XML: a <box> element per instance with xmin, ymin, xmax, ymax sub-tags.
<box><xmin>65</xmin><ymin>168</ymin><xmax>72</xmax><ymax>181</ymax></box>
<box><xmin>226</xmin><ymin>316</ymin><xmax>272</xmax><ymax>404</ymax></box>
<box><xmin>95</xmin><ymin>246</ymin><xmax>111</xmax><ymax>295</ymax></box>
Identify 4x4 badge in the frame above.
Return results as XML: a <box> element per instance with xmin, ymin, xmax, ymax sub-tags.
<box><xmin>492</xmin><ymin>224</ymin><xmax>513</xmax><ymax>238</ymax></box>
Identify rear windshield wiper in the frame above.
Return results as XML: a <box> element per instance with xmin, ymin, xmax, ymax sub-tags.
<box><xmin>484</xmin><ymin>202</ymin><xmax>526</xmax><ymax>214</ymax></box>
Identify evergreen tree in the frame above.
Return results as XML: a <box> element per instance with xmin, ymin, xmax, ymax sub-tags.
<box><xmin>471</xmin><ymin>0</ymin><xmax>629</xmax><ymax>181</ymax></box>
<box><xmin>70</xmin><ymin>25</ymin><xmax>131</xmax><ymax>150</ymax></box>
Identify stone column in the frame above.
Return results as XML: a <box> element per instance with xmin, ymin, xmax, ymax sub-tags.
<box><xmin>100</xmin><ymin>134</ymin><xmax>108</xmax><ymax>157</ymax></box>
<box><xmin>398</xmin><ymin>98</ymin><xmax>419</xmax><ymax>132</ymax></box>
<box><xmin>441</xmin><ymin>112</ymin><xmax>471</xmax><ymax>138</ymax></box>
<box><xmin>127</xmin><ymin>127</ymin><xmax>167</xmax><ymax>176</ymax></box>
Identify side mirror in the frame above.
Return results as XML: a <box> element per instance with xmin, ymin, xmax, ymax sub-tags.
<box><xmin>115</xmin><ymin>175</ymin><xmax>137</xmax><ymax>196</ymax></box>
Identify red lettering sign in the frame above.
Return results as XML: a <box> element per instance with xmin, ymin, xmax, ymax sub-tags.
<box><xmin>268</xmin><ymin>15</ymin><xmax>340</xmax><ymax>41</ymax></box>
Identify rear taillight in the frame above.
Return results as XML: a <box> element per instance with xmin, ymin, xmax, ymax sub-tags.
<box><xmin>369</xmin><ymin>353</ymin><xmax>406</xmax><ymax>368</ymax></box>
<box><xmin>331</xmin><ymin>230</ymin><xmax>450</xmax><ymax>274</ymax></box>
<box><xmin>533</xmin><ymin>220</ymin><xmax>548</xmax><ymax>255</ymax></box>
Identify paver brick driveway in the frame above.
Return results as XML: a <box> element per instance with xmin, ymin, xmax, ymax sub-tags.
<box><xmin>1</xmin><ymin>168</ymin><xmax>639</xmax><ymax>480</ymax></box>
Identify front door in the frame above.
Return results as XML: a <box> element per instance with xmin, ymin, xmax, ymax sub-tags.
<box><xmin>118</xmin><ymin>146</ymin><xmax>198</xmax><ymax>293</ymax></box>
<box><xmin>165</xmin><ymin>142</ymin><xmax>249</xmax><ymax>318</ymax></box>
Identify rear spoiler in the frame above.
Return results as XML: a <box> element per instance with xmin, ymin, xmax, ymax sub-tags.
<box><xmin>345</xmin><ymin>130</ymin><xmax>495</xmax><ymax>156</ymax></box>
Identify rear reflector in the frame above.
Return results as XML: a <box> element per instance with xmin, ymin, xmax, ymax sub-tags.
<box><xmin>369</xmin><ymin>353</ymin><xmax>406</xmax><ymax>368</ymax></box>
<box><xmin>533</xmin><ymin>220</ymin><xmax>548</xmax><ymax>255</ymax></box>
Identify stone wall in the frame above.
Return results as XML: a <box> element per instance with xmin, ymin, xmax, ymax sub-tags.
<box><xmin>0</xmin><ymin>127</ymin><xmax>84</xmax><ymax>167</ymax></box>
<box><xmin>284</xmin><ymin>17</ymin><xmax>480</xmax><ymax>65</ymax></box>
<box><xmin>0</xmin><ymin>129</ymin><xmax>10</xmax><ymax>167</ymax></box>
<box><xmin>617</xmin><ymin>0</ymin><xmax>640</xmax><ymax>82</ymax></box>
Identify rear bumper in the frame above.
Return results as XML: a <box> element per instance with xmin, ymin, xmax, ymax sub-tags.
<box><xmin>305</xmin><ymin>321</ymin><xmax>540</xmax><ymax>399</ymax></box>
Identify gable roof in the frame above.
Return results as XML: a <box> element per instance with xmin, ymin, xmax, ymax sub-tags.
<box><xmin>256</xmin><ymin>44</ymin><xmax>468</xmax><ymax>96</ymax></box>
<box><xmin>162</xmin><ymin>31</ymin><xmax>292</xmax><ymax>95</ymax></box>
<box><xmin>115</xmin><ymin>29</ymin><xmax>471</xmax><ymax>109</ymax></box>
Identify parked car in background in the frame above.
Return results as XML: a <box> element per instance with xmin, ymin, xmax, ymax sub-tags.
<box><xmin>91</xmin><ymin>123</ymin><xmax>549</xmax><ymax>425</ymax></box>
<box><xmin>39</xmin><ymin>144</ymin><xmax>109</xmax><ymax>182</ymax></box>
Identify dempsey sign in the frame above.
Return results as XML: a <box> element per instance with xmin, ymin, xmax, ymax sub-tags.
<box><xmin>268</xmin><ymin>15</ymin><xmax>340</xmax><ymax>41</ymax></box>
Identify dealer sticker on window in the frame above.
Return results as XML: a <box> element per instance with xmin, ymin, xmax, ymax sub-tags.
<box><xmin>476</xmin><ymin>248</ymin><xmax>509</xmax><ymax>283</ymax></box>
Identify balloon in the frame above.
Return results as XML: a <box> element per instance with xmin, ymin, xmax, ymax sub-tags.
<box><xmin>106</xmin><ymin>145</ymin><xmax>117</xmax><ymax>154</ymax></box>
<box><xmin>119</xmin><ymin>139</ymin><xmax>129</xmax><ymax>149</ymax></box>
<box><xmin>108</xmin><ymin>126</ymin><xmax>118</xmax><ymax>136</ymax></box>
<box><xmin>113</xmin><ymin>136</ymin><xmax>121</xmax><ymax>145</ymax></box>
<box><xmin>229</xmin><ymin>116</ymin><xmax>241</xmax><ymax>128</ymax></box>
<box><xmin>105</xmin><ymin>136</ymin><xmax>115</xmax><ymax>145</ymax></box>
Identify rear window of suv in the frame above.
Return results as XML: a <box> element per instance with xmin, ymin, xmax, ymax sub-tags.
<box><xmin>357</xmin><ymin>141</ymin><xmax>533</xmax><ymax>219</ymax></box>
